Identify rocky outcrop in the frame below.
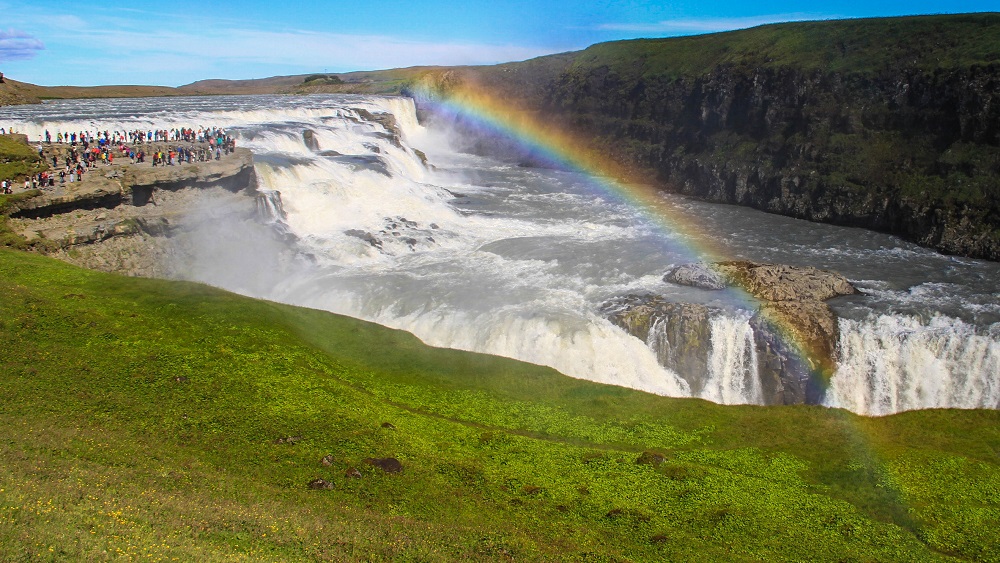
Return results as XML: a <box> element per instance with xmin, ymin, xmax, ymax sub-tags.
<box><xmin>604</xmin><ymin>296</ymin><xmax>715</xmax><ymax>395</ymax></box>
<box><xmin>6</xmin><ymin>147</ymin><xmax>261</xmax><ymax>277</ymax></box>
<box><xmin>9</xmin><ymin>148</ymin><xmax>257</xmax><ymax>219</ymax></box>
<box><xmin>606</xmin><ymin>262</ymin><xmax>856</xmax><ymax>404</ymax></box>
<box><xmin>420</xmin><ymin>15</ymin><xmax>1000</xmax><ymax>260</ymax></box>
<box><xmin>125</xmin><ymin>148</ymin><xmax>256</xmax><ymax>205</ymax></box>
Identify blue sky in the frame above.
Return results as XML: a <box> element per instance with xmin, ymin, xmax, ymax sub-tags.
<box><xmin>1</xmin><ymin>1</ymin><xmax>995</xmax><ymax>87</ymax></box>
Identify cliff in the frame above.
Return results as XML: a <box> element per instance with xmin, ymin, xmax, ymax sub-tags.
<box><xmin>2</xmin><ymin>141</ymin><xmax>258</xmax><ymax>276</ymax></box>
<box><xmin>605</xmin><ymin>262</ymin><xmax>857</xmax><ymax>405</ymax></box>
<box><xmin>430</xmin><ymin>14</ymin><xmax>1000</xmax><ymax>260</ymax></box>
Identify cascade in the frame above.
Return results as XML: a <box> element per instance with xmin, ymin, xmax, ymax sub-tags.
<box><xmin>4</xmin><ymin>94</ymin><xmax>999</xmax><ymax>416</ymax></box>
<box><xmin>256</xmin><ymin>190</ymin><xmax>286</xmax><ymax>222</ymax></box>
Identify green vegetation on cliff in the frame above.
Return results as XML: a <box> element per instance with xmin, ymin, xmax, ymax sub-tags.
<box><xmin>449</xmin><ymin>13</ymin><xmax>1000</xmax><ymax>259</ymax></box>
<box><xmin>0</xmin><ymin>135</ymin><xmax>45</xmax><ymax>182</ymax></box>
<box><xmin>563</xmin><ymin>14</ymin><xmax>1000</xmax><ymax>78</ymax></box>
<box><xmin>1</xmin><ymin>248</ymin><xmax>999</xmax><ymax>561</ymax></box>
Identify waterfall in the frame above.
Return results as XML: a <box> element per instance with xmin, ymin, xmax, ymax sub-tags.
<box><xmin>704</xmin><ymin>314</ymin><xmax>763</xmax><ymax>405</ymax></box>
<box><xmin>256</xmin><ymin>190</ymin><xmax>286</xmax><ymax>223</ymax></box>
<box><xmin>825</xmin><ymin>315</ymin><xmax>1000</xmax><ymax>416</ymax></box>
<box><xmin>642</xmin><ymin>310</ymin><xmax>762</xmax><ymax>405</ymax></box>
<box><xmin>7</xmin><ymin>94</ymin><xmax>999</xmax><ymax>417</ymax></box>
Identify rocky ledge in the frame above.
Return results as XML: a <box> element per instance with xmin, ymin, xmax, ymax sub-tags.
<box><xmin>605</xmin><ymin>261</ymin><xmax>857</xmax><ymax>405</ymax></box>
<box><xmin>9</xmin><ymin>148</ymin><xmax>256</xmax><ymax>219</ymax></box>
<box><xmin>6</xmin><ymin>146</ymin><xmax>260</xmax><ymax>276</ymax></box>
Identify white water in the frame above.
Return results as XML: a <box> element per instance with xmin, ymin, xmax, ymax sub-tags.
<box><xmin>826</xmin><ymin>315</ymin><xmax>1000</xmax><ymax>415</ymax></box>
<box><xmin>3</xmin><ymin>94</ymin><xmax>999</xmax><ymax>416</ymax></box>
<box><xmin>704</xmin><ymin>315</ymin><xmax>763</xmax><ymax>405</ymax></box>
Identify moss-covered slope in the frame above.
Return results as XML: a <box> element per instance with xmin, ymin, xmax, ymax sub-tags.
<box><xmin>1</xmin><ymin>248</ymin><xmax>998</xmax><ymax>561</ymax></box>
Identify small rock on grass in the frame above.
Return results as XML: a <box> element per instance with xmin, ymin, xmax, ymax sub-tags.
<box><xmin>321</xmin><ymin>454</ymin><xmax>335</xmax><ymax>467</ymax></box>
<box><xmin>365</xmin><ymin>457</ymin><xmax>403</xmax><ymax>473</ymax></box>
<box><xmin>345</xmin><ymin>467</ymin><xmax>362</xmax><ymax>479</ymax></box>
<box><xmin>308</xmin><ymin>478</ymin><xmax>333</xmax><ymax>490</ymax></box>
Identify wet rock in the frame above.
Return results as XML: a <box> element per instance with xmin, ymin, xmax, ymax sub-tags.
<box><xmin>302</xmin><ymin>129</ymin><xmax>320</xmax><ymax>151</ymax></box>
<box><xmin>751</xmin><ymin>299</ymin><xmax>842</xmax><ymax>404</ymax></box>
<box><xmin>365</xmin><ymin>457</ymin><xmax>403</xmax><ymax>473</ymax></box>
<box><xmin>345</xmin><ymin>229</ymin><xmax>383</xmax><ymax>249</ymax></box>
<box><xmin>663</xmin><ymin>262</ymin><xmax>726</xmax><ymax>290</ymax></box>
<box><xmin>712</xmin><ymin>261</ymin><xmax>857</xmax><ymax>302</ymax></box>
<box><xmin>603</xmin><ymin>295</ymin><xmax>716</xmax><ymax>394</ymax></box>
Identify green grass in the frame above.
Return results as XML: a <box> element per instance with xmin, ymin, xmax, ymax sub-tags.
<box><xmin>1</xmin><ymin>248</ymin><xmax>999</xmax><ymax>561</ymax></box>
<box><xmin>558</xmin><ymin>13</ymin><xmax>1000</xmax><ymax>81</ymax></box>
<box><xmin>0</xmin><ymin>135</ymin><xmax>45</xmax><ymax>183</ymax></box>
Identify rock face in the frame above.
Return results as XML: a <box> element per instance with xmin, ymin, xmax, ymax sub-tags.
<box><xmin>604</xmin><ymin>295</ymin><xmax>714</xmax><ymax>395</ymax></box>
<box><xmin>423</xmin><ymin>15</ymin><xmax>1000</xmax><ymax>260</ymax></box>
<box><xmin>607</xmin><ymin>262</ymin><xmax>856</xmax><ymax>405</ymax></box>
<box><xmin>6</xmin><ymin>146</ymin><xmax>261</xmax><ymax>277</ymax></box>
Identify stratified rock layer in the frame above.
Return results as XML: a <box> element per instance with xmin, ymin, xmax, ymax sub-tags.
<box><xmin>608</xmin><ymin>262</ymin><xmax>856</xmax><ymax>404</ymax></box>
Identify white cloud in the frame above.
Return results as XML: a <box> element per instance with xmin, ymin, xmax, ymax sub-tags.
<box><xmin>0</xmin><ymin>28</ymin><xmax>45</xmax><ymax>62</ymax></box>
<box><xmin>8</xmin><ymin>4</ymin><xmax>555</xmax><ymax>84</ymax></box>
<box><xmin>596</xmin><ymin>14</ymin><xmax>826</xmax><ymax>35</ymax></box>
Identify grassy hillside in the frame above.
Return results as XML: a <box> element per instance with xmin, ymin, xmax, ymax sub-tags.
<box><xmin>1</xmin><ymin>247</ymin><xmax>999</xmax><ymax>561</ymax></box>
<box><xmin>555</xmin><ymin>13</ymin><xmax>1000</xmax><ymax>80</ymax></box>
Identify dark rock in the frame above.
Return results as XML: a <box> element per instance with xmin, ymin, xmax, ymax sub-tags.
<box><xmin>308</xmin><ymin>478</ymin><xmax>333</xmax><ymax>490</ymax></box>
<box><xmin>380</xmin><ymin>422</ymin><xmax>396</xmax><ymax>429</ymax></box>
<box><xmin>603</xmin><ymin>295</ymin><xmax>716</xmax><ymax>394</ymax></box>
<box><xmin>663</xmin><ymin>262</ymin><xmax>726</xmax><ymax>290</ymax></box>
<box><xmin>365</xmin><ymin>457</ymin><xmax>403</xmax><ymax>473</ymax></box>
<box><xmin>302</xmin><ymin>129</ymin><xmax>320</xmax><ymax>151</ymax></box>
<box><xmin>345</xmin><ymin>229</ymin><xmax>383</xmax><ymax>249</ymax></box>
<box><xmin>636</xmin><ymin>451</ymin><xmax>668</xmax><ymax>467</ymax></box>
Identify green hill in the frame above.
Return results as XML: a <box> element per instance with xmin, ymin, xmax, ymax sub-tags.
<box><xmin>1</xmin><ymin>247</ymin><xmax>999</xmax><ymax>561</ymax></box>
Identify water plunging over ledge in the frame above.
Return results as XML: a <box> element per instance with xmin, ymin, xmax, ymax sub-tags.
<box><xmin>3</xmin><ymin>94</ymin><xmax>998</xmax><ymax>416</ymax></box>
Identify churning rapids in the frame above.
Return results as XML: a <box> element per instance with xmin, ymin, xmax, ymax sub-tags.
<box><xmin>3</xmin><ymin>94</ymin><xmax>999</xmax><ymax>416</ymax></box>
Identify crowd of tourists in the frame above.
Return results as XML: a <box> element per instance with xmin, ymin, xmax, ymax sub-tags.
<box><xmin>1</xmin><ymin>126</ymin><xmax>237</xmax><ymax>194</ymax></box>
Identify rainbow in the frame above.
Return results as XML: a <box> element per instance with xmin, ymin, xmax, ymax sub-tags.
<box><xmin>412</xmin><ymin>78</ymin><xmax>832</xmax><ymax>392</ymax></box>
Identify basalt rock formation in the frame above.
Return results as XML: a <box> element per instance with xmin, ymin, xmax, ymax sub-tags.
<box><xmin>605</xmin><ymin>262</ymin><xmax>857</xmax><ymax>404</ymax></box>
<box><xmin>421</xmin><ymin>14</ymin><xmax>1000</xmax><ymax>260</ymax></box>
